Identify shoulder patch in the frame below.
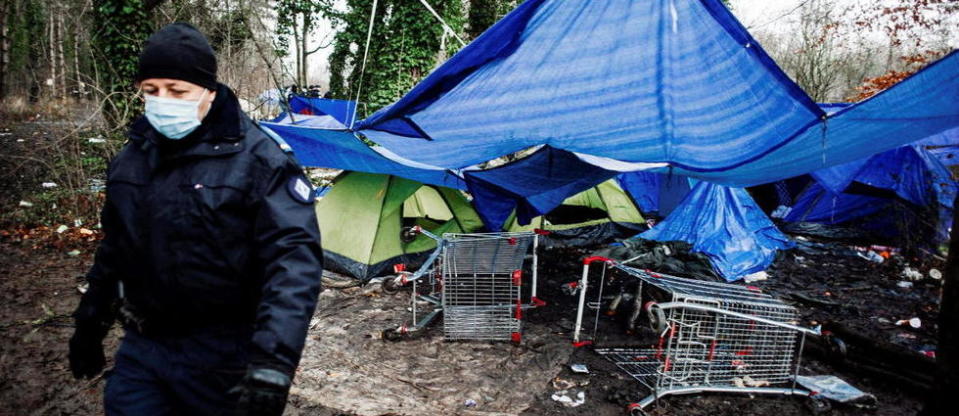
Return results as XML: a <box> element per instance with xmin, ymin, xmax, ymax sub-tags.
<box><xmin>288</xmin><ymin>176</ymin><xmax>314</xmax><ymax>204</ymax></box>
<box><xmin>257</xmin><ymin>124</ymin><xmax>294</xmax><ymax>154</ymax></box>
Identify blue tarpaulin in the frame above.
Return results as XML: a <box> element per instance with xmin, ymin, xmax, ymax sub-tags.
<box><xmin>464</xmin><ymin>146</ymin><xmax>620</xmax><ymax>230</ymax></box>
<box><xmin>259</xmin><ymin>121</ymin><xmax>464</xmax><ymax>189</ymax></box>
<box><xmin>355</xmin><ymin>0</ymin><xmax>959</xmax><ymax>189</ymax></box>
<box><xmin>638</xmin><ymin>182</ymin><xmax>795</xmax><ymax>281</ymax></box>
<box><xmin>270</xmin><ymin>112</ymin><xmax>347</xmax><ymax>130</ymax></box>
<box><xmin>616</xmin><ymin>171</ymin><xmax>692</xmax><ymax>217</ymax></box>
<box><xmin>289</xmin><ymin>96</ymin><xmax>358</xmax><ymax>125</ymax></box>
<box><xmin>786</xmin><ymin>145</ymin><xmax>956</xmax><ymax>242</ymax></box>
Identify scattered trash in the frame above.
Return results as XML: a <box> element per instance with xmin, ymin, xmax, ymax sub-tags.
<box><xmin>901</xmin><ymin>267</ymin><xmax>923</xmax><ymax>281</ymax></box>
<box><xmin>87</xmin><ymin>137</ymin><xmax>106</xmax><ymax>143</ymax></box>
<box><xmin>550</xmin><ymin>390</ymin><xmax>585</xmax><ymax>408</ymax></box>
<box><xmin>895</xmin><ymin>318</ymin><xmax>921</xmax><ymax>329</ymax></box>
<box><xmin>552</xmin><ymin>377</ymin><xmax>576</xmax><ymax>390</ymax></box>
<box><xmin>78</xmin><ymin>228</ymin><xmax>94</xmax><ymax>235</ymax></box>
<box><xmin>896</xmin><ymin>281</ymin><xmax>913</xmax><ymax>289</ymax></box>
<box><xmin>463</xmin><ymin>399</ymin><xmax>477</xmax><ymax>408</ymax></box>
<box><xmin>19</xmin><ymin>200</ymin><xmax>33</xmax><ymax>207</ymax></box>
<box><xmin>771</xmin><ymin>205</ymin><xmax>791</xmax><ymax>219</ymax></box>
<box><xmin>41</xmin><ymin>182</ymin><xmax>58</xmax><ymax>188</ymax></box>
<box><xmin>876</xmin><ymin>317</ymin><xmax>892</xmax><ymax>324</ymax></box>
<box><xmin>856</xmin><ymin>250</ymin><xmax>884</xmax><ymax>263</ymax></box>
<box><xmin>929</xmin><ymin>268</ymin><xmax>942</xmax><ymax>280</ymax></box>
<box><xmin>561</xmin><ymin>281</ymin><xmax>579</xmax><ymax>295</ymax></box>
<box><xmin>66</xmin><ymin>250</ymin><xmax>81</xmax><ymax>256</ymax></box>
<box><xmin>743</xmin><ymin>271</ymin><xmax>768</xmax><ymax>283</ymax></box>
<box><xmin>794</xmin><ymin>375</ymin><xmax>876</xmax><ymax>405</ymax></box>
<box><xmin>570</xmin><ymin>364</ymin><xmax>589</xmax><ymax>374</ymax></box>
<box><xmin>16</xmin><ymin>138</ymin><xmax>24</xmax><ymax>142</ymax></box>
<box><xmin>55</xmin><ymin>225</ymin><xmax>69</xmax><ymax>234</ymax></box>
<box><xmin>897</xmin><ymin>332</ymin><xmax>917</xmax><ymax>339</ymax></box>
<box><xmin>74</xmin><ymin>219</ymin><xmax>83</xmax><ymax>227</ymax></box>
<box><xmin>77</xmin><ymin>283</ymin><xmax>88</xmax><ymax>294</ymax></box>
<box><xmin>733</xmin><ymin>375</ymin><xmax>770</xmax><ymax>387</ymax></box>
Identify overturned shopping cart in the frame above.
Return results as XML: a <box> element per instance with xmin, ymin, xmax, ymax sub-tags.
<box><xmin>383</xmin><ymin>228</ymin><xmax>546</xmax><ymax>342</ymax></box>
<box><xmin>574</xmin><ymin>257</ymin><xmax>821</xmax><ymax>415</ymax></box>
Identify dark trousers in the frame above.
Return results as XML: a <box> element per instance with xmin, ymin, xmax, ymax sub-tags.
<box><xmin>105</xmin><ymin>328</ymin><xmax>250</xmax><ymax>416</ymax></box>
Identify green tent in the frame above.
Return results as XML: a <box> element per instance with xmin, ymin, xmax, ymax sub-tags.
<box><xmin>317</xmin><ymin>172</ymin><xmax>484</xmax><ymax>280</ymax></box>
<box><xmin>505</xmin><ymin>179</ymin><xmax>645</xmax><ymax>245</ymax></box>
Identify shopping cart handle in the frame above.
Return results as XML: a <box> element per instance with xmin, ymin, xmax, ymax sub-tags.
<box><xmin>530</xmin><ymin>296</ymin><xmax>547</xmax><ymax>307</ymax></box>
<box><xmin>533</xmin><ymin>228</ymin><xmax>551</xmax><ymax>235</ymax></box>
<box><xmin>582</xmin><ymin>256</ymin><xmax>613</xmax><ymax>265</ymax></box>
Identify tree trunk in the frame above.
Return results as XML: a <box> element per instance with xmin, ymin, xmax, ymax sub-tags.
<box><xmin>57</xmin><ymin>6</ymin><xmax>66</xmax><ymax>98</ymax></box>
<box><xmin>923</xmin><ymin>191</ymin><xmax>959</xmax><ymax>414</ymax></box>
<box><xmin>0</xmin><ymin>0</ymin><xmax>9</xmax><ymax>98</ymax></box>
<box><xmin>300</xmin><ymin>11</ymin><xmax>309</xmax><ymax>86</ymax></box>
<box><xmin>48</xmin><ymin>10</ymin><xmax>56</xmax><ymax>98</ymax></box>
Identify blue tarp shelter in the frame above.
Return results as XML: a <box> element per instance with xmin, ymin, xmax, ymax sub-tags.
<box><xmin>259</xmin><ymin>121</ymin><xmax>464</xmax><ymax>189</ymax></box>
<box><xmin>288</xmin><ymin>96</ymin><xmax>358</xmax><ymax>125</ymax></box>
<box><xmin>638</xmin><ymin>182</ymin><xmax>795</xmax><ymax>281</ymax></box>
<box><xmin>786</xmin><ymin>145</ymin><xmax>956</xmax><ymax>242</ymax></box>
<box><xmin>616</xmin><ymin>171</ymin><xmax>692</xmax><ymax>217</ymax></box>
<box><xmin>355</xmin><ymin>0</ymin><xmax>959</xmax><ymax>201</ymax></box>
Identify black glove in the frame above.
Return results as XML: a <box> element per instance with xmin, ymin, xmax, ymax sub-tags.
<box><xmin>68</xmin><ymin>325</ymin><xmax>106</xmax><ymax>379</ymax></box>
<box><xmin>231</xmin><ymin>367</ymin><xmax>292</xmax><ymax>416</ymax></box>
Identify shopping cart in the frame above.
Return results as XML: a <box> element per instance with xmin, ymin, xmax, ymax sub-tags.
<box><xmin>383</xmin><ymin>228</ymin><xmax>546</xmax><ymax>342</ymax></box>
<box><xmin>573</xmin><ymin>257</ymin><xmax>821</xmax><ymax>415</ymax></box>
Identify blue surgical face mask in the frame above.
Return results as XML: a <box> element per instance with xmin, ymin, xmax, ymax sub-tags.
<box><xmin>144</xmin><ymin>89</ymin><xmax>209</xmax><ymax>140</ymax></box>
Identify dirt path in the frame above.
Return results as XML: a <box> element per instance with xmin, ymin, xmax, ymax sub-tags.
<box><xmin>0</xmin><ymin>239</ymin><xmax>934</xmax><ymax>415</ymax></box>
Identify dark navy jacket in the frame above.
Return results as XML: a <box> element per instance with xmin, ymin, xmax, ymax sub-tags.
<box><xmin>75</xmin><ymin>84</ymin><xmax>322</xmax><ymax>374</ymax></box>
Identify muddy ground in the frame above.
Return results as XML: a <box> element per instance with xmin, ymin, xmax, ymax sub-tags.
<box><xmin>0</xmin><ymin>231</ymin><xmax>940</xmax><ymax>416</ymax></box>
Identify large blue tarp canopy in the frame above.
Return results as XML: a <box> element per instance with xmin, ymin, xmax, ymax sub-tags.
<box><xmin>638</xmin><ymin>182</ymin><xmax>795</xmax><ymax>281</ymax></box>
<box><xmin>356</xmin><ymin>0</ymin><xmax>959</xmax><ymax>190</ymax></box>
<box><xmin>260</xmin><ymin>121</ymin><xmax>464</xmax><ymax>189</ymax></box>
<box><xmin>288</xmin><ymin>96</ymin><xmax>358</xmax><ymax>125</ymax></box>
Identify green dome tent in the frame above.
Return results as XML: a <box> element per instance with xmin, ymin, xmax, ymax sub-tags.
<box><xmin>505</xmin><ymin>179</ymin><xmax>645</xmax><ymax>245</ymax></box>
<box><xmin>316</xmin><ymin>172</ymin><xmax>484</xmax><ymax>280</ymax></box>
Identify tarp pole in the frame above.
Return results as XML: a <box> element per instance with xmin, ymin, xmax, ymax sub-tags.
<box><xmin>531</xmin><ymin>234</ymin><xmax>539</xmax><ymax>298</ymax></box>
<box><xmin>573</xmin><ymin>260</ymin><xmax>596</xmax><ymax>343</ymax></box>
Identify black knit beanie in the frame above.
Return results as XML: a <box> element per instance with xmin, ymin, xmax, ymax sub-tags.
<box><xmin>136</xmin><ymin>23</ymin><xmax>217</xmax><ymax>90</ymax></box>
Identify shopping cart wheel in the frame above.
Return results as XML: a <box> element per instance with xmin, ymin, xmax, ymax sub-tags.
<box><xmin>382</xmin><ymin>276</ymin><xmax>400</xmax><ymax>294</ymax></box>
<box><xmin>382</xmin><ymin>328</ymin><xmax>408</xmax><ymax>342</ymax></box>
<box><xmin>645</xmin><ymin>302</ymin><xmax>667</xmax><ymax>333</ymax></box>
<box><xmin>804</xmin><ymin>396</ymin><xmax>831</xmax><ymax>414</ymax></box>
<box><xmin>627</xmin><ymin>403</ymin><xmax>648</xmax><ymax>416</ymax></box>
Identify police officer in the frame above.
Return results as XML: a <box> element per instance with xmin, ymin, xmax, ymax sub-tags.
<box><xmin>67</xmin><ymin>23</ymin><xmax>322</xmax><ymax>415</ymax></box>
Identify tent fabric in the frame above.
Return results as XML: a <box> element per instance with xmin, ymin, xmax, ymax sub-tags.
<box><xmin>786</xmin><ymin>145</ymin><xmax>956</xmax><ymax>243</ymax></box>
<box><xmin>317</xmin><ymin>172</ymin><xmax>483</xmax><ymax>280</ymax></box>
<box><xmin>260</xmin><ymin>121</ymin><xmax>465</xmax><ymax>190</ymax></box>
<box><xmin>289</xmin><ymin>96</ymin><xmax>358</xmax><ymax>125</ymax></box>
<box><xmin>638</xmin><ymin>181</ymin><xmax>795</xmax><ymax>281</ymax></box>
<box><xmin>616</xmin><ymin>171</ymin><xmax>692</xmax><ymax>217</ymax></box>
<box><xmin>504</xmin><ymin>179</ymin><xmax>645</xmax><ymax>231</ymax></box>
<box><xmin>784</xmin><ymin>182</ymin><xmax>887</xmax><ymax>225</ymax></box>
<box><xmin>463</xmin><ymin>146</ymin><xmax>620</xmax><ymax>231</ymax></box>
<box><xmin>356</xmin><ymin>0</ymin><xmax>959</xmax><ymax>189</ymax></box>
<box><xmin>270</xmin><ymin>112</ymin><xmax>347</xmax><ymax>130</ymax></box>
<box><xmin>918</xmin><ymin>126</ymin><xmax>959</xmax><ymax>166</ymax></box>
<box><xmin>504</xmin><ymin>179</ymin><xmax>646</xmax><ymax>246</ymax></box>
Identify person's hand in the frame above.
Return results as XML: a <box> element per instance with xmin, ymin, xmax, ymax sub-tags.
<box><xmin>231</xmin><ymin>367</ymin><xmax>291</xmax><ymax>416</ymax></box>
<box><xmin>68</xmin><ymin>327</ymin><xmax>106</xmax><ymax>379</ymax></box>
